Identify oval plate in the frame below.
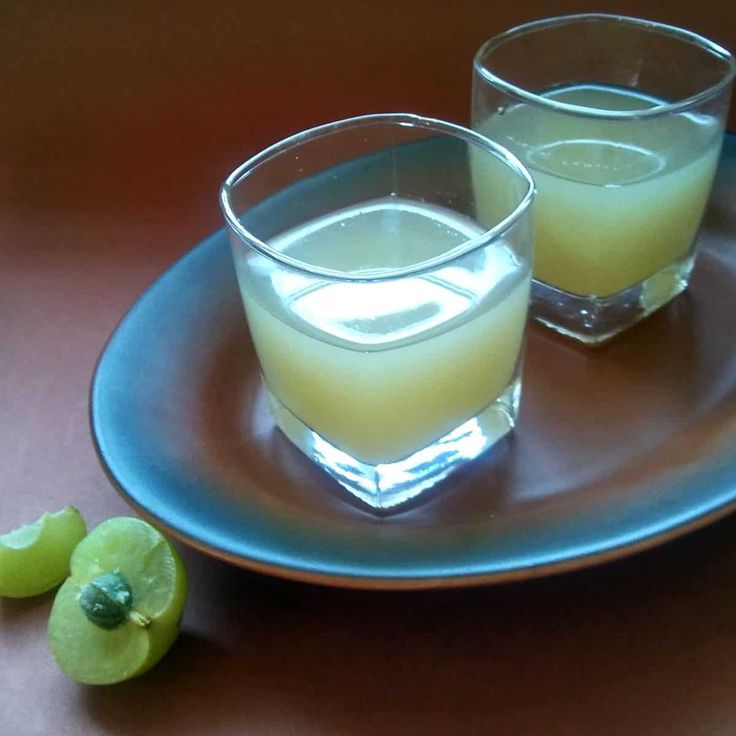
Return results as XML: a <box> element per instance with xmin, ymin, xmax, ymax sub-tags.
<box><xmin>91</xmin><ymin>136</ymin><xmax>736</xmax><ymax>589</ymax></box>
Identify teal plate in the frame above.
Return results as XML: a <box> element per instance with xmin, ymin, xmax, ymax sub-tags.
<box><xmin>91</xmin><ymin>135</ymin><xmax>736</xmax><ymax>589</ymax></box>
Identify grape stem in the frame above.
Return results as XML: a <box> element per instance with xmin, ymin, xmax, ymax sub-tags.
<box><xmin>128</xmin><ymin>609</ymin><xmax>152</xmax><ymax>628</ymax></box>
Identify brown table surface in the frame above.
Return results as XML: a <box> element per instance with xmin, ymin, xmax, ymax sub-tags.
<box><xmin>3</xmin><ymin>2</ymin><xmax>736</xmax><ymax>734</ymax></box>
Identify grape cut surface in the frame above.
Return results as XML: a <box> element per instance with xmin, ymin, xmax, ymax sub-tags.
<box><xmin>0</xmin><ymin>507</ymin><xmax>86</xmax><ymax>598</ymax></box>
<box><xmin>48</xmin><ymin>517</ymin><xmax>187</xmax><ymax>685</ymax></box>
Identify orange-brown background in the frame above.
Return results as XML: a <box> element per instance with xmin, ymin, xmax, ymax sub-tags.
<box><xmin>2</xmin><ymin>2</ymin><xmax>736</xmax><ymax>734</ymax></box>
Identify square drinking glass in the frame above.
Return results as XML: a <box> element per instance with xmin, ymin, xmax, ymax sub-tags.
<box><xmin>472</xmin><ymin>14</ymin><xmax>735</xmax><ymax>344</ymax></box>
<box><xmin>220</xmin><ymin>114</ymin><xmax>534</xmax><ymax>510</ymax></box>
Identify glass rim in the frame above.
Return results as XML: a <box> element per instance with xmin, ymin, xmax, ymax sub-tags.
<box><xmin>219</xmin><ymin>113</ymin><xmax>535</xmax><ymax>282</ymax></box>
<box><xmin>474</xmin><ymin>13</ymin><xmax>736</xmax><ymax>121</ymax></box>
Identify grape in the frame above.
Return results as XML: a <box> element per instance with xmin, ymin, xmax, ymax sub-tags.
<box><xmin>0</xmin><ymin>507</ymin><xmax>86</xmax><ymax>598</ymax></box>
<box><xmin>48</xmin><ymin>517</ymin><xmax>187</xmax><ymax>685</ymax></box>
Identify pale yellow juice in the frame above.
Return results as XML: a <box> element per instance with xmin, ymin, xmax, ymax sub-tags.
<box><xmin>233</xmin><ymin>198</ymin><xmax>531</xmax><ymax>465</ymax></box>
<box><xmin>474</xmin><ymin>85</ymin><xmax>722</xmax><ymax>296</ymax></box>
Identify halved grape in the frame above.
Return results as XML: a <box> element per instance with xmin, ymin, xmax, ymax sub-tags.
<box><xmin>48</xmin><ymin>517</ymin><xmax>187</xmax><ymax>685</ymax></box>
<box><xmin>0</xmin><ymin>507</ymin><xmax>87</xmax><ymax>598</ymax></box>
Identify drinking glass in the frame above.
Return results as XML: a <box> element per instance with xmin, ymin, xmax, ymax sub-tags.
<box><xmin>472</xmin><ymin>14</ymin><xmax>735</xmax><ymax>343</ymax></box>
<box><xmin>220</xmin><ymin>114</ymin><xmax>534</xmax><ymax>510</ymax></box>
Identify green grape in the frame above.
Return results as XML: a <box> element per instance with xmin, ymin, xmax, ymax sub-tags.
<box><xmin>48</xmin><ymin>517</ymin><xmax>187</xmax><ymax>685</ymax></box>
<box><xmin>0</xmin><ymin>507</ymin><xmax>87</xmax><ymax>598</ymax></box>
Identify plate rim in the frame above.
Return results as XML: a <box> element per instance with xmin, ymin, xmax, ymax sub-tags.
<box><xmin>90</xmin><ymin>451</ymin><xmax>736</xmax><ymax>589</ymax></box>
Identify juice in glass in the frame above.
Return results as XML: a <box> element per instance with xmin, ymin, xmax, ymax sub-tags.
<box><xmin>222</xmin><ymin>114</ymin><xmax>534</xmax><ymax>509</ymax></box>
<box><xmin>472</xmin><ymin>14</ymin><xmax>735</xmax><ymax>343</ymax></box>
<box><xmin>475</xmin><ymin>85</ymin><xmax>721</xmax><ymax>297</ymax></box>
<box><xmin>235</xmin><ymin>197</ymin><xmax>530</xmax><ymax>465</ymax></box>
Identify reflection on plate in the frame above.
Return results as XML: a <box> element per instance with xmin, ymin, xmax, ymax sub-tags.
<box><xmin>90</xmin><ymin>136</ymin><xmax>736</xmax><ymax>589</ymax></box>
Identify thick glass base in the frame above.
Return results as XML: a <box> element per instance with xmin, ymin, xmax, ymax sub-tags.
<box><xmin>531</xmin><ymin>253</ymin><xmax>695</xmax><ymax>345</ymax></box>
<box><xmin>266</xmin><ymin>378</ymin><xmax>521</xmax><ymax>512</ymax></box>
